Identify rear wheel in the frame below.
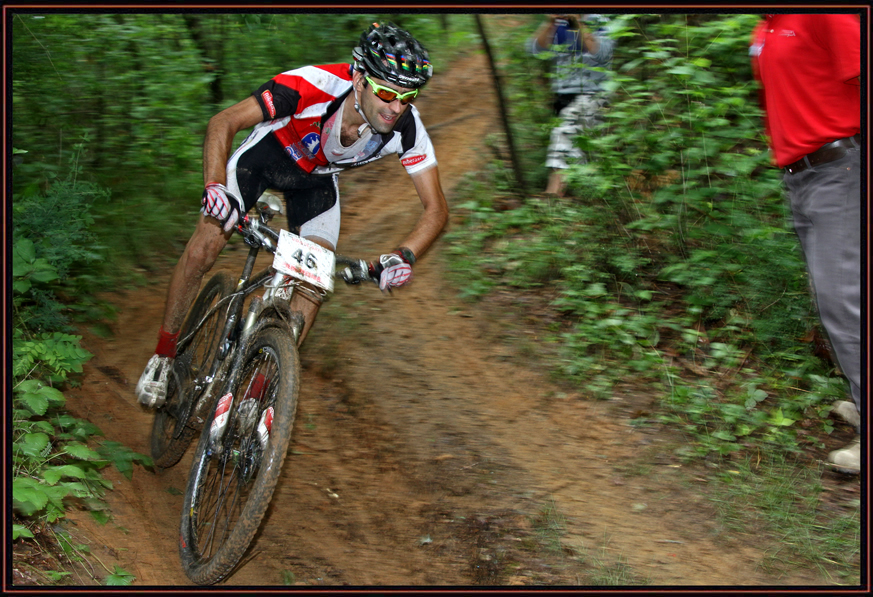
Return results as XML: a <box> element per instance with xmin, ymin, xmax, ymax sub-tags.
<box><xmin>150</xmin><ymin>272</ymin><xmax>233</xmax><ymax>468</ymax></box>
<box><xmin>179</xmin><ymin>327</ymin><xmax>299</xmax><ymax>585</ymax></box>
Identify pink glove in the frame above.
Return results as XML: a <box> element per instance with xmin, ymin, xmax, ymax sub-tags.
<box><xmin>378</xmin><ymin>248</ymin><xmax>415</xmax><ymax>291</ymax></box>
<box><xmin>201</xmin><ymin>182</ymin><xmax>244</xmax><ymax>232</ymax></box>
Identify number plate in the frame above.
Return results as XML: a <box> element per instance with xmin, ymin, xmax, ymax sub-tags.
<box><xmin>273</xmin><ymin>230</ymin><xmax>335</xmax><ymax>292</ymax></box>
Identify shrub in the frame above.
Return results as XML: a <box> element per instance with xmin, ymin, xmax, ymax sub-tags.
<box><xmin>445</xmin><ymin>14</ymin><xmax>842</xmax><ymax>458</ymax></box>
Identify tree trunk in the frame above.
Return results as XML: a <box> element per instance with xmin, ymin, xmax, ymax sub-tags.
<box><xmin>183</xmin><ymin>14</ymin><xmax>225</xmax><ymax>105</ymax></box>
<box><xmin>474</xmin><ymin>15</ymin><xmax>528</xmax><ymax>197</ymax></box>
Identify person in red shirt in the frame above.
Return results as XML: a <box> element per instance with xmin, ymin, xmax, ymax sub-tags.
<box><xmin>135</xmin><ymin>23</ymin><xmax>448</xmax><ymax>410</ymax></box>
<box><xmin>751</xmin><ymin>14</ymin><xmax>861</xmax><ymax>473</ymax></box>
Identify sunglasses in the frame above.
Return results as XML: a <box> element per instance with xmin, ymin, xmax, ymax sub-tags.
<box><xmin>365</xmin><ymin>76</ymin><xmax>419</xmax><ymax>105</ymax></box>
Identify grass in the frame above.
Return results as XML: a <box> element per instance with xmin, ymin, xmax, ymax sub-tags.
<box><xmin>586</xmin><ymin>550</ymin><xmax>649</xmax><ymax>586</ymax></box>
<box><xmin>528</xmin><ymin>500</ymin><xmax>651</xmax><ymax>586</ymax></box>
<box><xmin>531</xmin><ymin>499</ymin><xmax>567</xmax><ymax>556</ymax></box>
<box><xmin>708</xmin><ymin>455</ymin><xmax>860</xmax><ymax>583</ymax></box>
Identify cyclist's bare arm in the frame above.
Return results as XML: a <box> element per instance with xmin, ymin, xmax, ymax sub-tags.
<box><xmin>161</xmin><ymin>97</ymin><xmax>265</xmax><ymax>333</ymax></box>
<box><xmin>402</xmin><ymin>165</ymin><xmax>449</xmax><ymax>258</ymax></box>
<box><xmin>203</xmin><ymin>96</ymin><xmax>265</xmax><ymax>186</ymax></box>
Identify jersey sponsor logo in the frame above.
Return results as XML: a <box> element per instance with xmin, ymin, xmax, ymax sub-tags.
<box><xmin>301</xmin><ymin>133</ymin><xmax>321</xmax><ymax>159</ymax></box>
<box><xmin>285</xmin><ymin>143</ymin><xmax>304</xmax><ymax>162</ymax></box>
<box><xmin>261</xmin><ymin>90</ymin><xmax>276</xmax><ymax>118</ymax></box>
<box><xmin>401</xmin><ymin>154</ymin><xmax>427</xmax><ymax>167</ymax></box>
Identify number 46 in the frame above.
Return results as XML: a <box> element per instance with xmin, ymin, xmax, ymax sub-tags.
<box><xmin>292</xmin><ymin>249</ymin><xmax>317</xmax><ymax>270</ymax></box>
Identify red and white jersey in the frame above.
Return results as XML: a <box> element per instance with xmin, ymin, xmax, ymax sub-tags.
<box><xmin>252</xmin><ymin>63</ymin><xmax>437</xmax><ymax>176</ymax></box>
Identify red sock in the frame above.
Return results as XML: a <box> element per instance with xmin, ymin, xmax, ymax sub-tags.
<box><xmin>155</xmin><ymin>326</ymin><xmax>180</xmax><ymax>358</ymax></box>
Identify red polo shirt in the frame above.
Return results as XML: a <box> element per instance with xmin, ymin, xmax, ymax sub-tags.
<box><xmin>750</xmin><ymin>14</ymin><xmax>860</xmax><ymax>167</ymax></box>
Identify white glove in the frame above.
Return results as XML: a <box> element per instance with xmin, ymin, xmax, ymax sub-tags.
<box><xmin>201</xmin><ymin>182</ymin><xmax>244</xmax><ymax>232</ymax></box>
<box><xmin>378</xmin><ymin>249</ymin><xmax>415</xmax><ymax>291</ymax></box>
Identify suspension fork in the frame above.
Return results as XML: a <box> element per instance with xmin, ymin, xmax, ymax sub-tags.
<box><xmin>216</xmin><ymin>244</ymin><xmax>262</xmax><ymax>361</ymax></box>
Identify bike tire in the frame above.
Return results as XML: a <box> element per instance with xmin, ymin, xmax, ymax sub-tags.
<box><xmin>179</xmin><ymin>326</ymin><xmax>300</xmax><ymax>585</ymax></box>
<box><xmin>150</xmin><ymin>272</ymin><xmax>233</xmax><ymax>469</ymax></box>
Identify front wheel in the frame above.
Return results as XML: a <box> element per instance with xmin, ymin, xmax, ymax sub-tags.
<box><xmin>179</xmin><ymin>327</ymin><xmax>300</xmax><ymax>585</ymax></box>
<box><xmin>150</xmin><ymin>272</ymin><xmax>232</xmax><ymax>468</ymax></box>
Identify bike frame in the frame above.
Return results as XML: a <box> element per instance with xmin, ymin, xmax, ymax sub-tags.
<box><xmin>167</xmin><ymin>200</ymin><xmax>373</xmax><ymax>445</ymax></box>
<box><xmin>170</xmin><ymin>212</ymin><xmax>292</xmax><ymax>436</ymax></box>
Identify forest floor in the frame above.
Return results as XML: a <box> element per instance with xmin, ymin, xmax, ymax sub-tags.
<box><xmin>11</xmin><ymin>45</ymin><xmax>861</xmax><ymax>590</ymax></box>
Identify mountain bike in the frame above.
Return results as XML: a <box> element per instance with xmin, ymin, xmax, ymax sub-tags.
<box><xmin>147</xmin><ymin>194</ymin><xmax>377</xmax><ymax>585</ymax></box>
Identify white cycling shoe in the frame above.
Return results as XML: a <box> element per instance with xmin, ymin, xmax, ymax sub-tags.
<box><xmin>135</xmin><ymin>354</ymin><xmax>174</xmax><ymax>409</ymax></box>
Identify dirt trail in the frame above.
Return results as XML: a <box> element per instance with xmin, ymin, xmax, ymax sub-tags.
<box><xmin>62</xmin><ymin>46</ymin><xmax>842</xmax><ymax>587</ymax></box>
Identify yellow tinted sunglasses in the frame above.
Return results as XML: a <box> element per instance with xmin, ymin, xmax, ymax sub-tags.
<box><xmin>365</xmin><ymin>76</ymin><xmax>419</xmax><ymax>105</ymax></box>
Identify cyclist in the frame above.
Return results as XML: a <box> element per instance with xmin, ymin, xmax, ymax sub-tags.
<box><xmin>136</xmin><ymin>22</ymin><xmax>449</xmax><ymax>408</ymax></box>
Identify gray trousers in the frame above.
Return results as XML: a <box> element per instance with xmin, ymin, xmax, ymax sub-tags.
<box><xmin>783</xmin><ymin>146</ymin><xmax>862</xmax><ymax>413</ymax></box>
<box><xmin>546</xmin><ymin>93</ymin><xmax>608</xmax><ymax>169</ymax></box>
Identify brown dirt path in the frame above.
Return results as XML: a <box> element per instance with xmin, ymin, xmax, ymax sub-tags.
<box><xmin>58</xmin><ymin>45</ymin><xmax>846</xmax><ymax>587</ymax></box>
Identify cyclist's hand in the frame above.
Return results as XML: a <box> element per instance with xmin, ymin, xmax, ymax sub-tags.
<box><xmin>201</xmin><ymin>182</ymin><xmax>244</xmax><ymax>232</ymax></box>
<box><xmin>378</xmin><ymin>248</ymin><xmax>415</xmax><ymax>292</ymax></box>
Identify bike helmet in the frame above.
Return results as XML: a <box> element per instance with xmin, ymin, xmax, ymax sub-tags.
<box><xmin>353</xmin><ymin>22</ymin><xmax>433</xmax><ymax>89</ymax></box>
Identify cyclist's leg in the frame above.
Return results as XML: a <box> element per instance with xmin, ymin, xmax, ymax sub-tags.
<box><xmin>285</xmin><ymin>173</ymin><xmax>341</xmax><ymax>346</ymax></box>
<box><xmin>162</xmin><ymin>216</ymin><xmax>232</xmax><ymax>333</ymax></box>
<box><xmin>138</xmin><ymin>214</ymin><xmax>231</xmax><ymax>407</ymax></box>
<box><xmin>138</xmin><ymin>129</ymin><xmax>276</xmax><ymax>407</ymax></box>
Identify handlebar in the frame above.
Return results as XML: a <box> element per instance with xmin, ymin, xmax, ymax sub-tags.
<box><xmin>236</xmin><ymin>214</ymin><xmax>380</xmax><ymax>286</ymax></box>
<box><xmin>336</xmin><ymin>256</ymin><xmax>382</xmax><ymax>285</ymax></box>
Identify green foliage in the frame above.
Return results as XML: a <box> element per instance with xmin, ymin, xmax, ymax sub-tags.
<box><xmin>11</xmin><ymin>333</ymin><xmax>108</xmax><ymax>527</ymax></box>
<box><xmin>12</xmin><ymin>376</ymin><xmax>113</xmax><ymax>525</ymax></box>
<box><xmin>11</xmin><ymin>328</ymin><xmax>154</xmax><ymax>541</ymax></box>
<box><xmin>12</xmin><ymin>140</ymin><xmax>112</xmax><ymax>333</ymax></box>
<box><xmin>12</xmin><ymin>238</ymin><xmax>66</xmax><ymax>332</ymax></box>
<box><xmin>576</xmin><ymin>15</ymin><xmax>811</xmax><ymax>345</ymax></box>
<box><xmin>14</xmin><ymin>333</ymin><xmax>93</xmax><ymax>384</ymax></box>
<box><xmin>12</xmin><ymin>154</ymin><xmax>152</xmax><ymax>565</ymax></box>
<box><xmin>446</xmin><ymin>14</ymin><xmax>843</xmax><ymax>461</ymax></box>
<box><xmin>97</xmin><ymin>442</ymin><xmax>154</xmax><ymax>480</ymax></box>
<box><xmin>105</xmin><ymin>566</ymin><xmax>136</xmax><ymax>586</ymax></box>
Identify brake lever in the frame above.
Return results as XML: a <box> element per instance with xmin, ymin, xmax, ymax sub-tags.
<box><xmin>340</xmin><ymin>259</ymin><xmax>379</xmax><ymax>285</ymax></box>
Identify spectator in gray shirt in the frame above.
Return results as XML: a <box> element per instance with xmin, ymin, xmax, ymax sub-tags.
<box><xmin>528</xmin><ymin>14</ymin><xmax>614</xmax><ymax>196</ymax></box>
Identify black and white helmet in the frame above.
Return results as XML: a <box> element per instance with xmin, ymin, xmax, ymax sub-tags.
<box><xmin>353</xmin><ymin>22</ymin><xmax>433</xmax><ymax>89</ymax></box>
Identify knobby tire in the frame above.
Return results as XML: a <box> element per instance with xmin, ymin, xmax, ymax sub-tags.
<box><xmin>178</xmin><ymin>326</ymin><xmax>300</xmax><ymax>585</ymax></box>
<box><xmin>150</xmin><ymin>272</ymin><xmax>233</xmax><ymax>468</ymax></box>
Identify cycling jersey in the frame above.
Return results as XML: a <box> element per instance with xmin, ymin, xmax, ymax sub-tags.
<box><xmin>252</xmin><ymin>63</ymin><xmax>437</xmax><ymax>176</ymax></box>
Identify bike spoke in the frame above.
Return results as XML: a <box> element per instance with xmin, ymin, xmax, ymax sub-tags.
<box><xmin>195</xmin><ymin>449</ymin><xmax>245</xmax><ymax>559</ymax></box>
<box><xmin>151</xmin><ymin>274</ymin><xmax>232</xmax><ymax>469</ymax></box>
<box><xmin>180</xmin><ymin>326</ymin><xmax>299</xmax><ymax>585</ymax></box>
<box><xmin>191</xmin><ymin>350</ymin><xmax>280</xmax><ymax>562</ymax></box>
